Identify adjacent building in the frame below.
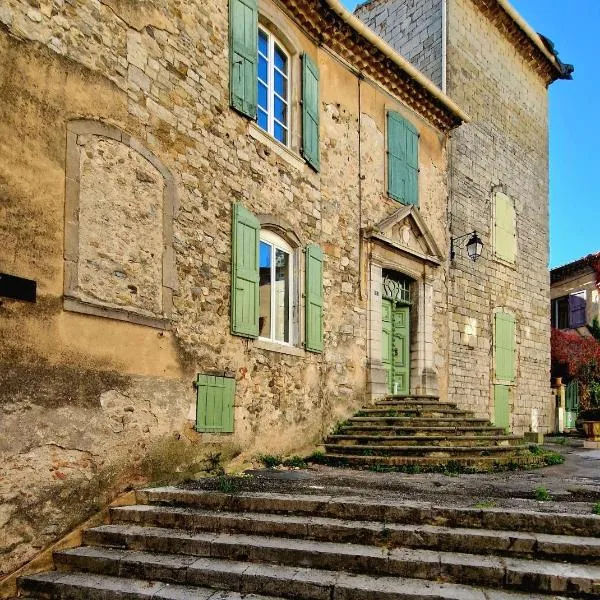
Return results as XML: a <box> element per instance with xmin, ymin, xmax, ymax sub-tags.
<box><xmin>0</xmin><ymin>0</ymin><xmax>569</xmax><ymax>576</ymax></box>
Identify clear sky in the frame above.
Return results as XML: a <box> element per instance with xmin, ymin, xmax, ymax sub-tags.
<box><xmin>341</xmin><ymin>0</ymin><xmax>599</xmax><ymax>268</ymax></box>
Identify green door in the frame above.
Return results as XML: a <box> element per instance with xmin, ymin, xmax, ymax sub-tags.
<box><xmin>382</xmin><ymin>299</ymin><xmax>410</xmax><ymax>395</ymax></box>
<box><xmin>494</xmin><ymin>384</ymin><xmax>510</xmax><ymax>432</ymax></box>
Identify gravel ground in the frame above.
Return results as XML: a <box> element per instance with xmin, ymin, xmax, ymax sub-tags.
<box><xmin>182</xmin><ymin>444</ymin><xmax>600</xmax><ymax>515</ymax></box>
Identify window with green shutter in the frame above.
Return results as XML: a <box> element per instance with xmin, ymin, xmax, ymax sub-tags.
<box><xmin>229</xmin><ymin>0</ymin><xmax>258</xmax><ymax>119</ymax></box>
<box><xmin>494</xmin><ymin>192</ymin><xmax>516</xmax><ymax>263</ymax></box>
<box><xmin>387</xmin><ymin>111</ymin><xmax>419</xmax><ymax>206</ymax></box>
<box><xmin>231</xmin><ymin>203</ymin><xmax>260</xmax><ymax>338</ymax></box>
<box><xmin>195</xmin><ymin>374</ymin><xmax>235</xmax><ymax>433</ymax></box>
<box><xmin>302</xmin><ymin>54</ymin><xmax>320</xmax><ymax>171</ymax></box>
<box><xmin>305</xmin><ymin>243</ymin><xmax>324</xmax><ymax>352</ymax></box>
<box><xmin>494</xmin><ymin>311</ymin><xmax>516</xmax><ymax>382</ymax></box>
<box><xmin>493</xmin><ymin>384</ymin><xmax>510</xmax><ymax>432</ymax></box>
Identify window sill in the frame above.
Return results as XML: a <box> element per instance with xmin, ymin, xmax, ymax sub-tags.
<box><xmin>252</xmin><ymin>338</ymin><xmax>306</xmax><ymax>357</ymax></box>
<box><xmin>494</xmin><ymin>255</ymin><xmax>517</xmax><ymax>270</ymax></box>
<box><xmin>248</xmin><ymin>123</ymin><xmax>306</xmax><ymax>172</ymax></box>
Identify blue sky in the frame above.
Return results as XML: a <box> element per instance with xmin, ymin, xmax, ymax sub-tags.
<box><xmin>341</xmin><ymin>0</ymin><xmax>598</xmax><ymax>268</ymax></box>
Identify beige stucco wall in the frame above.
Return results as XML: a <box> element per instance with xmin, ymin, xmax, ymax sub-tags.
<box><xmin>0</xmin><ymin>0</ymin><xmax>448</xmax><ymax>575</ymax></box>
<box><xmin>551</xmin><ymin>269</ymin><xmax>600</xmax><ymax>327</ymax></box>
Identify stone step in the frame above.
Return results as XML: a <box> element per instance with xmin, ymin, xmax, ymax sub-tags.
<box><xmin>374</xmin><ymin>399</ymin><xmax>453</xmax><ymax>407</ymax></box>
<box><xmin>338</xmin><ymin>425</ymin><xmax>507</xmax><ymax>436</ymax></box>
<box><xmin>19</xmin><ymin>571</ymin><xmax>283</xmax><ymax>600</ymax></box>
<box><xmin>347</xmin><ymin>417</ymin><xmax>492</xmax><ymax>427</ymax></box>
<box><xmin>18</xmin><ymin>565</ymin><xmax>578</xmax><ymax>600</ymax></box>
<box><xmin>356</xmin><ymin>409</ymin><xmax>474</xmax><ymax>418</ymax></box>
<box><xmin>386</xmin><ymin>395</ymin><xmax>441</xmax><ymax>401</ymax></box>
<box><xmin>106</xmin><ymin>508</ymin><xmax>600</xmax><ymax>563</ymax></box>
<box><xmin>140</xmin><ymin>488</ymin><xmax>600</xmax><ymax>537</ymax></box>
<box><xmin>53</xmin><ymin>545</ymin><xmax>600</xmax><ymax>597</ymax></box>
<box><xmin>325</xmin><ymin>435</ymin><xmax>519</xmax><ymax>447</ymax></box>
<box><xmin>322</xmin><ymin>444</ymin><xmax>522</xmax><ymax>457</ymax></box>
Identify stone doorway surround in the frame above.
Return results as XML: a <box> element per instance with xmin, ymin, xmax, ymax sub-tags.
<box><xmin>363</xmin><ymin>206</ymin><xmax>443</xmax><ymax>400</ymax></box>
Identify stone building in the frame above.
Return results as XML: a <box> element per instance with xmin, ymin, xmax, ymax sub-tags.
<box><xmin>551</xmin><ymin>254</ymin><xmax>600</xmax><ymax>332</ymax></box>
<box><xmin>0</xmin><ymin>0</ymin><xmax>568</xmax><ymax>578</ymax></box>
<box><xmin>356</xmin><ymin>0</ymin><xmax>572</xmax><ymax>434</ymax></box>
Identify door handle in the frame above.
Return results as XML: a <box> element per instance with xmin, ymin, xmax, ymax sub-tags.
<box><xmin>393</xmin><ymin>348</ymin><xmax>398</xmax><ymax>357</ymax></box>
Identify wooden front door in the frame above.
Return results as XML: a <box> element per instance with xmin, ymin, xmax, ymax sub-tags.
<box><xmin>382</xmin><ymin>299</ymin><xmax>410</xmax><ymax>395</ymax></box>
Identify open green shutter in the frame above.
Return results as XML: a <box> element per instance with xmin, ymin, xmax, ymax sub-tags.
<box><xmin>196</xmin><ymin>374</ymin><xmax>235</xmax><ymax>433</ymax></box>
<box><xmin>495</xmin><ymin>312</ymin><xmax>515</xmax><ymax>382</ymax></box>
<box><xmin>229</xmin><ymin>0</ymin><xmax>257</xmax><ymax>119</ymax></box>
<box><xmin>494</xmin><ymin>192</ymin><xmax>516</xmax><ymax>263</ymax></box>
<box><xmin>387</xmin><ymin>111</ymin><xmax>419</xmax><ymax>205</ymax></box>
<box><xmin>305</xmin><ymin>244</ymin><xmax>324</xmax><ymax>352</ymax></box>
<box><xmin>231</xmin><ymin>203</ymin><xmax>259</xmax><ymax>337</ymax></box>
<box><xmin>302</xmin><ymin>54</ymin><xmax>320</xmax><ymax>171</ymax></box>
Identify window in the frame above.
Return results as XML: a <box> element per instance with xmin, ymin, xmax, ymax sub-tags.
<box><xmin>257</xmin><ymin>28</ymin><xmax>289</xmax><ymax>146</ymax></box>
<box><xmin>387</xmin><ymin>111</ymin><xmax>419</xmax><ymax>206</ymax></box>
<box><xmin>552</xmin><ymin>292</ymin><xmax>586</xmax><ymax>329</ymax></box>
<box><xmin>259</xmin><ymin>230</ymin><xmax>293</xmax><ymax>343</ymax></box>
<box><xmin>494</xmin><ymin>191</ymin><xmax>516</xmax><ymax>264</ymax></box>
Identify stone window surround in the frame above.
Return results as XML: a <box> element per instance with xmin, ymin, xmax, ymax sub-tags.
<box><xmin>249</xmin><ymin>214</ymin><xmax>306</xmax><ymax>357</ymax></box>
<box><xmin>64</xmin><ymin>119</ymin><xmax>177</xmax><ymax>330</ymax></box>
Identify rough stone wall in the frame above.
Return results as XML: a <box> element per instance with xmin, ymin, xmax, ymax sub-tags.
<box><xmin>355</xmin><ymin>0</ymin><xmax>443</xmax><ymax>88</ymax></box>
<box><xmin>0</xmin><ymin>0</ymin><xmax>448</xmax><ymax>575</ymax></box>
<box><xmin>446</xmin><ymin>0</ymin><xmax>552</xmax><ymax>434</ymax></box>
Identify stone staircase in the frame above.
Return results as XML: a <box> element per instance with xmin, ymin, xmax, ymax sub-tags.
<box><xmin>323</xmin><ymin>395</ymin><xmax>535</xmax><ymax>470</ymax></box>
<box><xmin>16</xmin><ymin>486</ymin><xmax>600</xmax><ymax>599</ymax></box>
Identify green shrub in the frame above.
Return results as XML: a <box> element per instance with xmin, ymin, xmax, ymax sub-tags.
<box><xmin>474</xmin><ymin>500</ymin><xmax>497</xmax><ymax>509</ymax></box>
<box><xmin>257</xmin><ymin>454</ymin><xmax>283</xmax><ymax>468</ymax></box>
<box><xmin>533</xmin><ymin>486</ymin><xmax>552</xmax><ymax>501</ymax></box>
<box><xmin>593</xmin><ymin>503</ymin><xmax>600</xmax><ymax>515</ymax></box>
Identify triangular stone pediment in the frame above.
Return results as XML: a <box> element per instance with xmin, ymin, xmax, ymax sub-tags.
<box><xmin>366</xmin><ymin>206</ymin><xmax>443</xmax><ymax>265</ymax></box>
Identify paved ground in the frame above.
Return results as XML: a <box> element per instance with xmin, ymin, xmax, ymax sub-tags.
<box><xmin>185</xmin><ymin>442</ymin><xmax>600</xmax><ymax>515</ymax></box>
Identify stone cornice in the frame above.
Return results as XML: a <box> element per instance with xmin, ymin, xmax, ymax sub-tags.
<box><xmin>278</xmin><ymin>0</ymin><xmax>467</xmax><ymax>132</ymax></box>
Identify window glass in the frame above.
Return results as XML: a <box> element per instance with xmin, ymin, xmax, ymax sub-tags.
<box><xmin>551</xmin><ymin>296</ymin><xmax>569</xmax><ymax>329</ymax></box>
<box><xmin>256</xmin><ymin>27</ymin><xmax>289</xmax><ymax>146</ymax></box>
<box><xmin>259</xmin><ymin>232</ymin><xmax>293</xmax><ymax>343</ymax></box>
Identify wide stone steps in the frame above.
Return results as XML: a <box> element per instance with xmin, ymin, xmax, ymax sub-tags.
<box><xmin>324</xmin><ymin>395</ymin><xmax>527</xmax><ymax>469</ymax></box>
<box><xmin>322</xmin><ymin>444</ymin><xmax>521</xmax><ymax>458</ymax></box>
<box><xmin>107</xmin><ymin>505</ymin><xmax>600</xmax><ymax>563</ymax></box>
<box><xmin>326</xmin><ymin>435</ymin><xmax>519</xmax><ymax>447</ymax></box>
<box><xmin>17</xmin><ymin>488</ymin><xmax>600</xmax><ymax>599</ymax></box>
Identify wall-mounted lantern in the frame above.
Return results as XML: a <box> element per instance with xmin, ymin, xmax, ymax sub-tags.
<box><xmin>450</xmin><ymin>231</ymin><xmax>484</xmax><ymax>263</ymax></box>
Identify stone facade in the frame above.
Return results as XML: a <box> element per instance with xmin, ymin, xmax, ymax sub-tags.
<box><xmin>356</xmin><ymin>0</ymin><xmax>570</xmax><ymax>434</ymax></box>
<box><xmin>0</xmin><ymin>0</ymin><xmax>460</xmax><ymax>577</ymax></box>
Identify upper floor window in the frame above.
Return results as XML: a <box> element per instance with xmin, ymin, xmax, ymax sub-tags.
<box><xmin>552</xmin><ymin>292</ymin><xmax>586</xmax><ymax>329</ymax></box>
<box><xmin>259</xmin><ymin>230</ymin><xmax>293</xmax><ymax>343</ymax></box>
<box><xmin>494</xmin><ymin>191</ymin><xmax>517</xmax><ymax>264</ymax></box>
<box><xmin>387</xmin><ymin>111</ymin><xmax>419</xmax><ymax>206</ymax></box>
<box><xmin>257</xmin><ymin>28</ymin><xmax>289</xmax><ymax>146</ymax></box>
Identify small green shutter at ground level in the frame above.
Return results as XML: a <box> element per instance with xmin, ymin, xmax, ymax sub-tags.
<box><xmin>387</xmin><ymin>111</ymin><xmax>419</xmax><ymax>206</ymax></box>
<box><xmin>494</xmin><ymin>311</ymin><xmax>515</xmax><ymax>382</ymax></box>
<box><xmin>302</xmin><ymin>53</ymin><xmax>320</xmax><ymax>171</ymax></box>
<box><xmin>229</xmin><ymin>0</ymin><xmax>258</xmax><ymax>118</ymax></box>
<box><xmin>305</xmin><ymin>243</ymin><xmax>324</xmax><ymax>352</ymax></box>
<box><xmin>231</xmin><ymin>203</ymin><xmax>260</xmax><ymax>338</ymax></box>
<box><xmin>196</xmin><ymin>374</ymin><xmax>235</xmax><ymax>433</ymax></box>
<box><xmin>494</xmin><ymin>384</ymin><xmax>510</xmax><ymax>432</ymax></box>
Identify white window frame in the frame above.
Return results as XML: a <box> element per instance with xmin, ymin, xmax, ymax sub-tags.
<box><xmin>259</xmin><ymin>230</ymin><xmax>294</xmax><ymax>345</ymax></box>
<box><xmin>257</xmin><ymin>26</ymin><xmax>290</xmax><ymax>146</ymax></box>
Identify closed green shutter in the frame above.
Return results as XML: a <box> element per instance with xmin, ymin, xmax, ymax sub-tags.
<box><xmin>387</xmin><ymin>111</ymin><xmax>419</xmax><ymax>205</ymax></box>
<box><xmin>493</xmin><ymin>384</ymin><xmax>510</xmax><ymax>432</ymax></box>
<box><xmin>494</xmin><ymin>192</ymin><xmax>516</xmax><ymax>263</ymax></box>
<box><xmin>229</xmin><ymin>0</ymin><xmax>257</xmax><ymax>118</ymax></box>
<box><xmin>231</xmin><ymin>203</ymin><xmax>260</xmax><ymax>337</ymax></box>
<box><xmin>302</xmin><ymin>54</ymin><xmax>320</xmax><ymax>171</ymax></box>
<box><xmin>195</xmin><ymin>374</ymin><xmax>235</xmax><ymax>433</ymax></box>
<box><xmin>305</xmin><ymin>243</ymin><xmax>324</xmax><ymax>352</ymax></box>
<box><xmin>495</xmin><ymin>312</ymin><xmax>515</xmax><ymax>382</ymax></box>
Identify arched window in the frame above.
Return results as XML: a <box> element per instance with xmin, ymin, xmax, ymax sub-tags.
<box><xmin>257</xmin><ymin>27</ymin><xmax>290</xmax><ymax>146</ymax></box>
<box><xmin>259</xmin><ymin>230</ymin><xmax>293</xmax><ymax>343</ymax></box>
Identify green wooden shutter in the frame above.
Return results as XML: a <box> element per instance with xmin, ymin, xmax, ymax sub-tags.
<box><xmin>302</xmin><ymin>54</ymin><xmax>320</xmax><ymax>171</ymax></box>
<box><xmin>195</xmin><ymin>374</ymin><xmax>235</xmax><ymax>433</ymax></box>
<box><xmin>231</xmin><ymin>203</ymin><xmax>260</xmax><ymax>337</ymax></box>
<box><xmin>387</xmin><ymin>111</ymin><xmax>419</xmax><ymax>205</ymax></box>
<box><xmin>229</xmin><ymin>0</ymin><xmax>257</xmax><ymax>119</ymax></box>
<box><xmin>494</xmin><ymin>192</ymin><xmax>516</xmax><ymax>263</ymax></box>
<box><xmin>494</xmin><ymin>384</ymin><xmax>510</xmax><ymax>432</ymax></box>
<box><xmin>495</xmin><ymin>312</ymin><xmax>515</xmax><ymax>382</ymax></box>
<box><xmin>305</xmin><ymin>243</ymin><xmax>324</xmax><ymax>352</ymax></box>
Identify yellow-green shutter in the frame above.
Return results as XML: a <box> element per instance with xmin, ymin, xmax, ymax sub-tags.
<box><xmin>305</xmin><ymin>244</ymin><xmax>324</xmax><ymax>352</ymax></box>
<box><xmin>494</xmin><ymin>192</ymin><xmax>516</xmax><ymax>263</ymax></box>
<box><xmin>495</xmin><ymin>312</ymin><xmax>515</xmax><ymax>382</ymax></box>
<box><xmin>302</xmin><ymin>54</ymin><xmax>320</xmax><ymax>171</ymax></box>
<box><xmin>387</xmin><ymin>111</ymin><xmax>419</xmax><ymax>206</ymax></box>
<box><xmin>231</xmin><ymin>203</ymin><xmax>259</xmax><ymax>337</ymax></box>
<box><xmin>229</xmin><ymin>0</ymin><xmax>257</xmax><ymax>118</ymax></box>
<box><xmin>195</xmin><ymin>374</ymin><xmax>235</xmax><ymax>433</ymax></box>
